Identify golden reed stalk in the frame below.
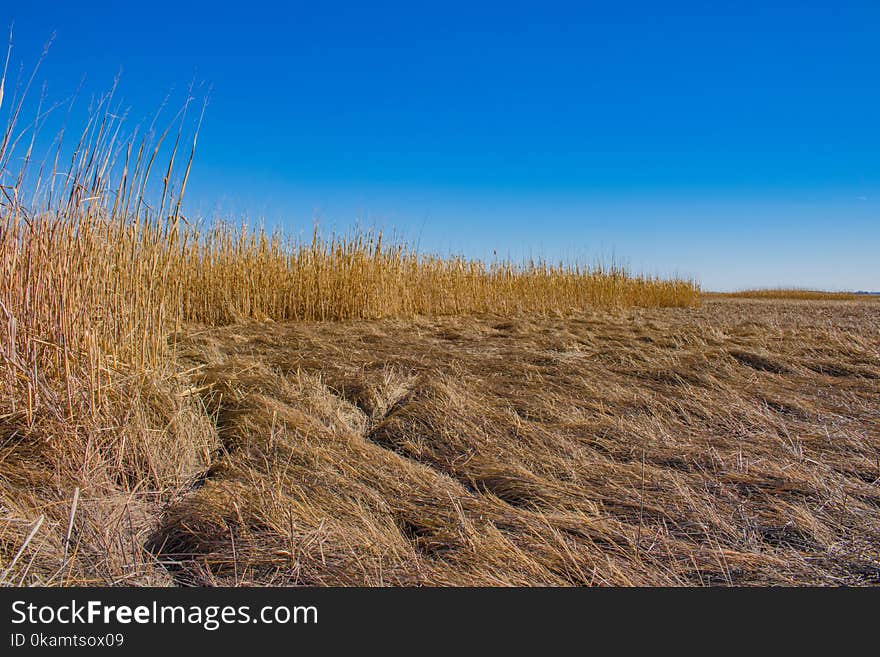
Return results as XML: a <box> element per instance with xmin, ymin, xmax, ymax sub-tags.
<box><xmin>0</xmin><ymin>49</ymin><xmax>700</xmax><ymax>425</ymax></box>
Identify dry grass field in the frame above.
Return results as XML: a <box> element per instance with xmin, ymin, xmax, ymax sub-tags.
<box><xmin>153</xmin><ymin>297</ymin><xmax>880</xmax><ymax>585</ymax></box>
<box><xmin>711</xmin><ymin>290</ymin><xmax>870</xmax><ymax>301</ymax></box>
<box><xmin>3</xmin><ymin>296</ymin><xmax>878</xmax><ymax>586</ymax></box>
<box><xmin>1</xmin><ymin>52</ymin><xmax>878</xmax><ymax>587</ymax></box>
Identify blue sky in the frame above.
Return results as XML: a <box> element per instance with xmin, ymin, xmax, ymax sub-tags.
<box><xmin>6</xmin><ymin>1</ymin><xmax>880</xmax><ymax>290</ymax></box>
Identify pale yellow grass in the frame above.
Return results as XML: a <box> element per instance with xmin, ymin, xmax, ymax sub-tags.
<box><xmin>710</xmin><ymin>289</ymin><xmax>873</xmax><ymax>301</ymax></box>
<box><xmin>0</xmin><ymin>52</ymin><xmax>701</xmax><ymax>586</ymax></box>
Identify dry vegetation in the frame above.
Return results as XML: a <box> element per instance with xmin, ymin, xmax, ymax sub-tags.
<box><xmin>147</xmin><ymin>299</ymin><xmax>880</xmax><ymax>585</ymax></box>
<box><xmin>712</xmin><ymin>289</ymin><xmax>874</xmax><ymax>301</ymax></box>
<box><xmin>2</xmin><ymin>48</ymin><xmax>877</xmax><ymax>587</ymax></box>
<box><xmin>3</xmin><ymin>297</ymin><xmax>878</xmax><ymax>586</ymax></box>
<box><xmin>0</xmin><ymin>48</ymin><xmax>701</xmax><ymax>586</ymax></box>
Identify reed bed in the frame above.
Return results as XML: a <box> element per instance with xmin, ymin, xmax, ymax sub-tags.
<box><xmin>3</xmin><ymin>42</ymin><xmax>877</xmax><ymax>590</ymax></box>
<box><xmin>1</xmin><ymin>212</ymin><xmax>699</xmax><ymax>420</ymax></box>
<box><xmin>0</xmin><ymin>39</ymin><xmax>697</xmax><ymax>400</ymax></box>
<box><xmin>0</xmin><ymin>49</ymin><xmax>702</xmax><ymax>586</ymax></box>
<box><xmin>0</xmin><ymin>88</ymin><xmax>699</xmax><ymax>425</ymax></box>
<box><xmin>710</xmin><ymin>289</ymin><xmax>867</xmax><ymax>301</ymax></box>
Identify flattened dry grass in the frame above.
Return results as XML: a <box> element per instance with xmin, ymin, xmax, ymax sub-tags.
<box><xmin>139</xmin><ymin>298</ymin><xmax>879</xmax><ymax>586</ymax></box>
<box><xmin>3</xmin><ymin>291</ymin><xmax>878</xmax><ymax>584</ymax></box>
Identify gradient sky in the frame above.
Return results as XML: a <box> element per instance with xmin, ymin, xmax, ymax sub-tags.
<box><xmin>7</xmin><ymin>1</ymin><xmax>880</xmax><ymax>290</ymax></box>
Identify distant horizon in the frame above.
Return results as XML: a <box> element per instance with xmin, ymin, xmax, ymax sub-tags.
<box><xmin>5</xmin><ymin>1</ymin><xmax>880</xmax><ymax>291</ymax></box>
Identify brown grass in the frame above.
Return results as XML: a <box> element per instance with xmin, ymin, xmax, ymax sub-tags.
<box><xmin>2</xmin><ymin>47</ymin><xmax>877</xmax><ymax>587</ymax></box>
<box><xmin>710</xmin><ymin>289</ymin><xmax>873</xmax><ymax>301</ymax></box>
<box><xmin>0</xmin><ymin>48</ymin><xmax>702</xmax><ymax>586</ymax></box>
<box><xmin>149</xmin><ymin>299</ymin><xmax>878</xmax><ymax>585</ymax></box>
<box><xmin>4</xmin><ymin>297</ymin><xmax>878</xmax><ymax>586</ymax></box>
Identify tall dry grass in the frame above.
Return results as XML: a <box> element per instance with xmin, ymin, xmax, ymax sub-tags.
<box><xmin>0</xmin><ymin>43</ymin><xmax>698</xmax><ymax>585</ymax></box>
<box><xmin>2</xmin><ymin>215</ymin><xmax>699</xmax><ymax>417</ymax></box>
<box><xmin>710</xmin><ymin>289</ymin><xmax>867</xmax><ymax>301</ymax></box>
<box><xmin>0</xmin><ymin>51</ymin><xmax>700</xmax><ymax>424</ymax></box>
<box><xmin>1</xmin><ymin>204</ymin><xmax>700</xmax><ymax>415</ymax></box>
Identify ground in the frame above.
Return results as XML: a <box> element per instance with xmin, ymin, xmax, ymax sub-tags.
<box><xmin>143</xmin><ymin>298</ymin><xmax>880</xmax><ymax>585</ymax></box>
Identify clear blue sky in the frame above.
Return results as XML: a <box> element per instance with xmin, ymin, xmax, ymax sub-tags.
<box><xmin>7</xmin><ymin>1</ymin><xmax>880</xmax><ymax>290</ymax></box>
